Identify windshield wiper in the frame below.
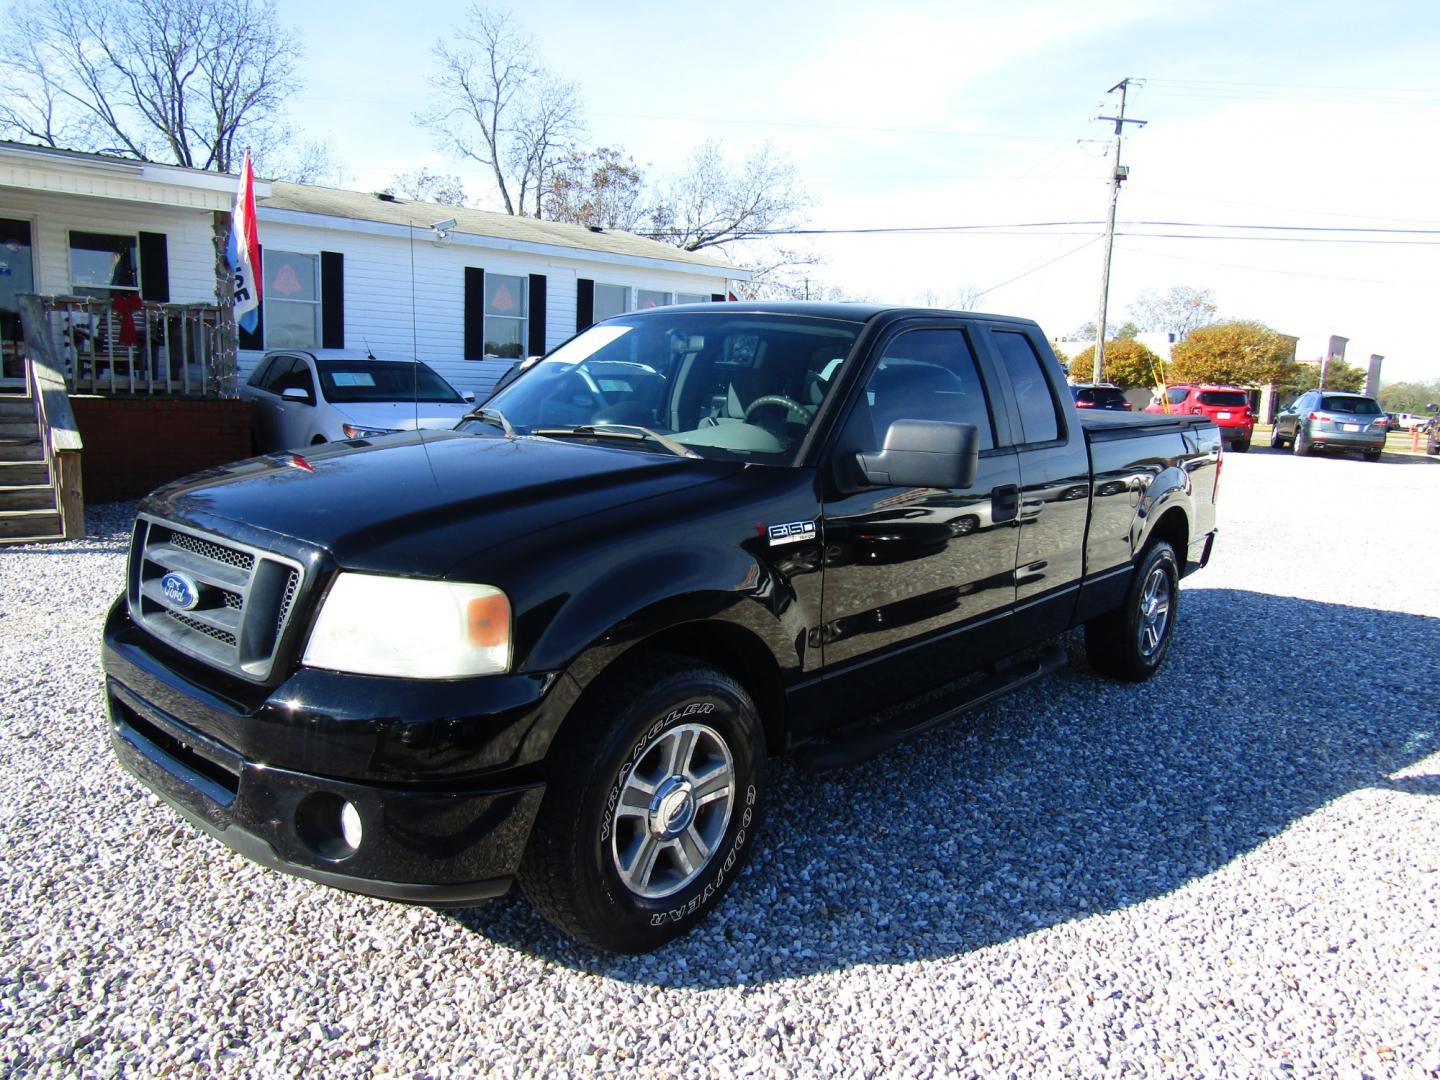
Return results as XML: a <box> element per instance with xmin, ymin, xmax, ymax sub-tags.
<box><xmin>532</xmin><ymin>424</ymin><xmax>699</xmax><ymax>459</ymax></box>
<box><xmin>462</xmin><ymin>407</ymin><xmax>515</xmax><ymax>438</ymax></box>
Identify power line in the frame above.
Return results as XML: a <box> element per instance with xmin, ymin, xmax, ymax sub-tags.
<box><xmin>977</xmin><ymin>236</ymin><xmax>1103</xmax><ymax>298</ymax></box>
<box><xmin>1117</xmin><ymin>243</ymin><xmax>1440</xmax><ymax>288</ymax></box>
<box><xmin>647</xmin><ymin>218</ymin><xmax>1440</xmax><ymax>241</ymax></box>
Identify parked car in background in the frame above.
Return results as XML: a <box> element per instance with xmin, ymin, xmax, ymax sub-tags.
<box><xmin>1069</xmin><ymin>383</ymin><xmax>1132</xmax><ymax>411</ymax></box>
<box><xmin>240</xmin><ymin>351</ymin><xmax>475</xmax><ymax>451</ymax></box>
<box><xmin>1389</xmin><ymin>411</ymin><xmax>1427</xmax><ymax>430</ymax></box>
<box><xmin>1145</xmin><ymin>384</ymin><xmax>1255</xmax><ymax>452</ymax></box>
<box><xmin>1270</xmin><ymin>391</ymin><xmax>1388</xmax><ymax>460</ymax></box>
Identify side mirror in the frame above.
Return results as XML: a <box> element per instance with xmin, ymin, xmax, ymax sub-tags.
<box><xmin>463</xmin><ymin>391</ymin><xmax>476</xmax><ymax>403</ymax></box>
<box><xmin>281</xmin><ymin>387</ymin><xmax>313</xmax><ymax>405</ymax></box>
<box><xmin>855</xmin><ymin>419</ymin><xmax>980</xmax><ymax>490</ymax></box>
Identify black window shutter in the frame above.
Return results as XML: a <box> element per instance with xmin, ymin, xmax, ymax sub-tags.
<box><xmin>238</xmin><ymin>244</ymin><xmax>264</xmax><ymax>351</ymax></box>
<box><xmin>464</xmin><ymin>267</ymin><xmax>486</xmax><ymax>360</ymax></box>
<box><xmin>710</xmin><ymin>293</ymin><xmax>725</xmax><ymax>303</ymax></box>
<box><xmin>576</xmin><ymin>278</ymin><xmax>594</xmax><ymax>331</ymax></box>
<box><xmin>528</xmin><ymin>274</ymin><xmax>547</xmax><ymax>356</ymax></box>
<box><xmin>138</xmin><ymin>232</ymin><xmax>170</xmax><ymax>302</ymax></box>
<box><xmin>321</xmin><ymin>251</ymin><xmax>344</xmax><ymax>349</ymax></box>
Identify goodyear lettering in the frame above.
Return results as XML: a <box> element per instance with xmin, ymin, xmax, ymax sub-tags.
<box><xmin>650</xmin><ymin>784</ymin><xmax>758</xmax><ymax>927</ymax></box>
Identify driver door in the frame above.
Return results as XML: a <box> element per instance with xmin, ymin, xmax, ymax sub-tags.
<box><xmin>814</xmin><ymin>324</ymin><xmax>1023</xmax><ymax>728</ymax></box>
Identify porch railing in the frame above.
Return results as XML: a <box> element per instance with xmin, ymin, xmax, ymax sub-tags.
<box><xmin>29</xmin><ymin>294</ymin><xmax>237</xmax><ymax>397</ymax></box>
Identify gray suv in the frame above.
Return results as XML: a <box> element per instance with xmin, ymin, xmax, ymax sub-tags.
<box><xmin>1270</xmin><ymin>391</ymin><xmax>1387</xmax><ymax>460</ymax></box>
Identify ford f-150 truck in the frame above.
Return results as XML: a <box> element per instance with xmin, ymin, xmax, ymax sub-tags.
<box><xmin>103</xmin><ymin>303</ymin><xmax>1220</xmax><ymax>953</ymax></box>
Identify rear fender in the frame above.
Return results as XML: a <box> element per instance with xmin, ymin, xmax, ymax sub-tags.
<box><xmin>1132</xmin><ymin>466</ymin><xmax>1191</xmax><ymax>559</ymax></box>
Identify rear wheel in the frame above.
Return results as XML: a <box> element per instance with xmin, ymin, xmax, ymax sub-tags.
<box><xmin>1085</xmin><ymin>541</ymin><xmax>1179</xmax><ymax>683</ymax></box>
<box><xmin>1269</xmin><ymin>424</ymin><xmax>1285</xmax><ymax>449</ymax></box>
<box><xmin>1365</xmin><ymin>449</ymin><xmax>1382</xmax><ymax>462</ymax></box>
<box><xmin>519</xmin><ymin>653</ymin><xmax>766</xmax><ymax>953</ymax></box>
<box><xmin>1292</xmin><ymin>427</ymin><xmax>1312</xmax><ymax>456</ymax></box>
<box><xmin>1232</xmin><ymin>438</ymin><xmax>1251</xmax><ymax>453</ymax></box>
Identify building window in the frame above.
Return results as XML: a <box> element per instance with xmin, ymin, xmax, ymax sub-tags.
<box><xmin>69</xmin><ymin>231</ymin><xmax>139</xmax><ymax>301</ymax></box>
<box><xmin>636</xmin><ymin>288</ymin><xmax>669</xmax><ymax>310</ymax></box>
<box><xmin>593</xmin><ymin>283</ymin><xmax>630</xmax><ymax>322</ymax></box>
<box><xmin>485</xmin><ymin>273</ymin><xmax>527</xmax><ymax>357</ymax></box>
<box><xmin>265</xmin><ymin>251</ymin><xmax>320</xmax><ymax>349</ymax></box>
<box><xmin>676</xmin><ymin>292</ymin><xmax>708</xmax><ymax>305</ymax></box>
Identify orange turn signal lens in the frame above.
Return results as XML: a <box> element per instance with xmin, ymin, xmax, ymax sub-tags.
<box><xmin>466</xmin><ymin>593</ymin><xmax>511</xmax><ymax>649</ymax></box>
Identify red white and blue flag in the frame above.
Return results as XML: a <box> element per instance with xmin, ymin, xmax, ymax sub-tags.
<box><xmin>227</xmin><ymin>152</ymin><xmax>261</xmax><ymax>334</ymax></box>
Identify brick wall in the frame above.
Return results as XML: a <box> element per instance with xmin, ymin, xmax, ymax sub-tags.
<box><xmin>70</xmin><ymin>397</ymin><xmax>253</xmax><ymax>501</ymax></box>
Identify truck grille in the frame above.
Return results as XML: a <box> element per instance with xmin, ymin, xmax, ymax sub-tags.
<box><xmin>128</xmin><ymin>515</ymin><xmax>305</xmax><ymax>681</ymax></box>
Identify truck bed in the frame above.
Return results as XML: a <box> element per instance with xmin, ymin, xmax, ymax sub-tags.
<box><xmin>1077</xmin><ymin>409</ymin><xmax>1214</xmax><ymax>441</ymax></box>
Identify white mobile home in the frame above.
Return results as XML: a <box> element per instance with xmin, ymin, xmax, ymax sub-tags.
<box><xmin>0</xmin><ymin>141</ymin><xmax>744</xmax><ymax>399</ymax></box>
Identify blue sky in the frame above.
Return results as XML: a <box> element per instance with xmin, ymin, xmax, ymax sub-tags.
<box><xmin>284</xmin><ymin>0</ymin><xmax>1440</xmax><ymax>382</ymax></box>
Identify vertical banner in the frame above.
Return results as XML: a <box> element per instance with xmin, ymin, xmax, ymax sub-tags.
<box><xmin>227</xmin><ymin>152</ymin><xmax>261</xmax><ymax>335</ymax></box>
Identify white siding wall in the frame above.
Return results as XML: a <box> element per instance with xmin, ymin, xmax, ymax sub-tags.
<box><xmin>243</xmin><ymin>219</ymin><xmax>727</xmax><ymax>399</ymax></box>
<box><xmin>0</xmin><ymin>189</ymin><xmax>216</xmax><ymax>301</ymax></box>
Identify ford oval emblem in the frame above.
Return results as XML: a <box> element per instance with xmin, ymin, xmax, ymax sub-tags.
<box><xmin>159</xmin><ymin>571</ymin><xmax>201</xmax><ymax>611</ymax></box>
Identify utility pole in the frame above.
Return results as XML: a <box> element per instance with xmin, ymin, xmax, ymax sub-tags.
<box><xmin>1092</xmin><ymin>79</ymin><xmax>1146</xmax><ymax>384</ymax></box>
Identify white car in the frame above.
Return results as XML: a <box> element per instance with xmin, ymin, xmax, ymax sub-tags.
<box><xmin>241</xmin><ymin>350</ymin><xmax>476</xmax><ymax>451</ymax></box>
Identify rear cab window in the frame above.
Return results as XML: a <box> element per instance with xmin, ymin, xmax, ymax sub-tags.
<box><xmin>989</xmin><ymin>329</ymin><xmax>1061</xmax><ymax>444</ymax></box>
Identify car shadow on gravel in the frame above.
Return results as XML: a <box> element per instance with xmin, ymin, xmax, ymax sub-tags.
<box><xmin>449</xmin><ymin>589</ymin><xmax>1438</xmax><ymax>987</ymax></box>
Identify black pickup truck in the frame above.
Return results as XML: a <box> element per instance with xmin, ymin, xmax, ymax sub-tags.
<box><xmin>104</xmin><ymin>303</ymin><xmax>1220</xmax><ymax>953</ymax></box>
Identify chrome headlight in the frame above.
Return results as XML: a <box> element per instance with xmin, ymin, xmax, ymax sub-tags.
<box><xmin>304</xmin><ymin>574</ymin><xmax>511</xmax><ymax>678</ymax></box>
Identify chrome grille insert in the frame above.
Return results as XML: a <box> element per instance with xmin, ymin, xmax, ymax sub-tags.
<box><xmin>129</xmin><ymin>515</ymin><xmax>306</xmax><ymax>681</ymax></box>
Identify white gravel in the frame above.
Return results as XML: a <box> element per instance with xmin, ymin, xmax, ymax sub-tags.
<box><xmin>2</xmin><ymin>446</ymin><xmax>1438</xmax><ymax>1078</ymax></box>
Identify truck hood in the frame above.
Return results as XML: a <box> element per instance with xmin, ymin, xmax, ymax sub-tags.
<box><xmin>143</xmin><ymin>430</ymin><xmax>741</xmax><ymax>577</ymax></box>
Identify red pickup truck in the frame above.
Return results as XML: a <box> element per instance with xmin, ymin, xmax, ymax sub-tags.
<box><xmin>1146</xmin><ymin>384</ymin><xmax>1254</xmax><ymax>452</ymax></box>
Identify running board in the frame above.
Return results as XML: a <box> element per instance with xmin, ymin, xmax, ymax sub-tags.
<box><xmin>793</xmin><ymin>645</ymin><xmax>1068</xmax><ymax>772</ymax></box>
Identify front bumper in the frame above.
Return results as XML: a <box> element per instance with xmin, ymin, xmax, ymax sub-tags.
<box><xmin>103</xmin><ymin>599</ymin><xmax>572</xmax><ymax>903</ymax></box>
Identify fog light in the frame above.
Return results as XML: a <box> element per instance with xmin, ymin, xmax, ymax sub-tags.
<box><xmin>295</xmin><ymin>792</ymin><xmax>362</xmax><ymax>860</ymax></box>
<box><xmin>340</xmin><ymin>800</ymin><xmax>363</xmax><ymax>850</ymax></box>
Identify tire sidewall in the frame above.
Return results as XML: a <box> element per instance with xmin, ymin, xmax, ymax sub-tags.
<box><xmin>576</xmin><ymin>672</ymin><xmax>765</xmax><ymax>950</ymax></box>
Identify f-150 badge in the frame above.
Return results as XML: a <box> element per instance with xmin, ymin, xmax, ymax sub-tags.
<box><xmin>767</xmin><ymin>520</ymin><xmax>817</xmax><ymax>546</ymax></box>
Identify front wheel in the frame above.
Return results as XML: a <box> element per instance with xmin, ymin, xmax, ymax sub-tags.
<box><xmin>1085</xmin><ymin>541</ymin><xmax>1180</xmax><ymax>682</ymax></box>
<box><xmin>1269</xmin><ymin>424</ymin><xmax>1286</xmax><ymax>449</ymax></box>
<box><xmin>519</xmin><ymin>654</ymin><xmax>767</xmax><ymax>953</ymax></box>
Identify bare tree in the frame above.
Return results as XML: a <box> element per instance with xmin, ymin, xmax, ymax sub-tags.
<box><xmin>272</xmin><ymin>138</ymin><xmax>347</xmax><ymax>186</ymax></box>
<box><xmin>1128</xmin><ymin>285</ymin><xmax>1219</xmax><ymax>342</ymax></box>
<box><xmin>0</xmin><ymin>0</ymin><xmax>301</xmax><ymax>173</ymax></box>
<box><xmin>385</xmin><ymin>168</ymin><xmax>469</xmax><ymax>207</ymax></box>
<box><xmin>647</xmin><ymin>140</ymin><xmax>809</xmax><ymax>252</ymax></box>
<box><xmin>544</xmin><ymin>146</ymin><xmax>647</xmax><ymax>230</ymax></box>
<box><xmin>418</xmin><ymin>6</ymin><xmax>581</xmax><ymax>216</ymax></box>
<box><xmin>508</xmin><ymin>77</ymin><xmax>583</xmax><ymax>217</ymax></box>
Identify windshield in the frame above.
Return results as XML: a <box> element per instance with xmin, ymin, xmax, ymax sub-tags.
<box><xmin>1320</xmin><ymin>394</ymin><xmax>1380</xmax><ymax>415</ymax></box>
<box><xmin>463</xmin><ymin>312</ymin><xmax>862</xmax><ymax>463</ymax></box>
<box><xmin>1198</xmin><ymin>390</ymin><xmax>1248</xmax><ymax>406</ymax></box>
<box><xmin>317</xmin><ymin>360</ymin><xmax>464</xmax><ymax>404</ymax></box>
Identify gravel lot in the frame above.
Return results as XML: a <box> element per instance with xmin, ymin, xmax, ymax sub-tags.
<box><xmin>2</xmin><ymin>446</ymin><xmax>1438</xmax><ymax>1078</ymax></box>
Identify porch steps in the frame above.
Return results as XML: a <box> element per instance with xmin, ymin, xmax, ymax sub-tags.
<box><xmin>0</xmin><ymin>394</ymin><xmax>64</xmax><ymax>545</ymax></box>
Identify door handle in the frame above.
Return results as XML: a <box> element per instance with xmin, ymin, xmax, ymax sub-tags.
<box><xmin>992</xmin><ymin>484</ymin><xmax>1019</xmax><ymax>524</ymax></box>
